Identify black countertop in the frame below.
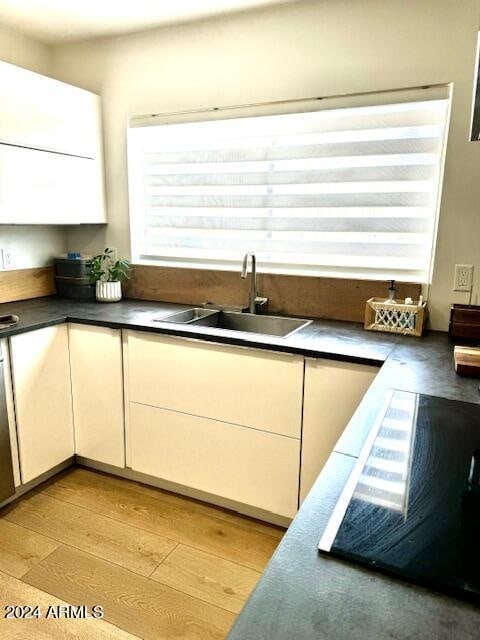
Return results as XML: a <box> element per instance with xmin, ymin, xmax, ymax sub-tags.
<box><xmin>229</xmin><ymin>338</ymin><xmax>480</xmax><ymax>638</ymax></box>
<box><xmin>0</xmin><ymin>296</ymin><xmax>398</xmax><ymax>365</ymax></box>
<box><xmin>1</xmin><ymin>296</ymin><xmax>479</xmax><ymax>638</ymax></box>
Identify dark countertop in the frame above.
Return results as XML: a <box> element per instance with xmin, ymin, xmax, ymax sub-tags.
<box><xmin>1</xmin><ymin>296</ymin><xmax>479</xmax><ymax>638</ymax></box>
<box><xmin>229</xmin><ymin>339</ymin><xmax>480</xmax><ymax>638</ymax></box>
<box><xmin>0</xmin><ymin>296</ymin><xmax>398</xmax><ymax>365</ymax></box>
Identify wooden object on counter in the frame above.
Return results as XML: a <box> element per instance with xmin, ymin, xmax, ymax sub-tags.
<box><xmin>364</xmin><ymin>297</ymin><xmax>427</xmax><ymax>337</ymax></box>
<box><xmin>0</xmin><ymin>266</ymin><xmax>55</xmax><ymax>303</ymax></box>
<box><xmin>454</xmin><ymin>345</ymin><xmax>480</xmax><ymax>376</ymax></box>
<box><xmin>449</xmin><ymin>304</ymin><xmax>480</xmax><ymax>340</ymax></box>
<box><xmin>124</xmin><ymin>265</ymin><xmax>421</xmax><ymax>323</ymax></box>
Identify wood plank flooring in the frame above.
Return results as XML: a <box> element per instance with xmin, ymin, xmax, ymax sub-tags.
<box><xmin>0</xmin><ymin>468</ymin><xmax>284</xmax><ymax>639</ymax></box>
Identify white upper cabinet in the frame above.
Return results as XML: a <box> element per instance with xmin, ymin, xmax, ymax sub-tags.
<box><xmin>0</xmin><ymin>144</ymin><xmax>104</xmax><ymax>224</ymax></box>
<box><xmin>0</xmin><ymin>60</ymin><xmax>101</xmax><ymax>158</ymax></box>
<box><xmin>0</xmin><ymin>60</ymin><xmax>106</xmax><ymax>224</ymax></box>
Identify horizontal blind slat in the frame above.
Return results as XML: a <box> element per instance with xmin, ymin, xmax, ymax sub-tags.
<box><xmin>144</xmin><ymin>165</ymin><xmax>437</xmax><ymax>187</ymax></box>
<box><xmin>144</xmin><ymin>206</ymin><xmax>431</xmax><ymax>219</ymax></box>
<box><xmin>146</xmin><ymin>193</ymin><xmax>432</xmax><ymax>207</ymax></box>
<box><xmin>140</xmin><ymin>125</ymin><xmax>442</xmax><ymax>155</ymax></box>
<box><xmin>144</xmin><ymin>217</ymin><xmax>431</xmax><ymax>233</ymax></box>
<box><xmin>144</xmin><ymin>138</ymin><xmax>442</xmax><ymax>163</ymax></box>
<box><xmin>144</xmin><ymin>180</ymin><xmax>434</xmax><ymax>196</ymax></box>
<box><xmin>140</xmin><ymin>246</ymin><xmax>428</xmax><ymax>268</ymax></box>
<box><xmin>145</xmin><ymin>227</ymin><xmax>429</xmax><ymax>244</ymax></box>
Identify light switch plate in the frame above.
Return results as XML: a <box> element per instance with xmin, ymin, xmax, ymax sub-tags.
<box><xmin>454</xmin><ymin>264</ymin><xmax>474</xmax><ymax>292</ymax></box>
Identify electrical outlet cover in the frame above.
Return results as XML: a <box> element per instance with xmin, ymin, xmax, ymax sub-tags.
<box><xmin>454</xmin><ymin>264</ymin><xmax>474</xmax><ymax>292</ymax></box>
<box><xmin>1</xmin><ymin>248</ymin><xmax>13</xmax><ymax>270</ymax></box>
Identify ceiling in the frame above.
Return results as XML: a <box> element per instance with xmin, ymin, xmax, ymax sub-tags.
<box><xmin>0</xmin><ymin>0</ymin><xmax>295</xmax><ymax>44</ymax></box>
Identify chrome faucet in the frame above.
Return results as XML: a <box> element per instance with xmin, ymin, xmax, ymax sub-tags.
<box><xmin>241</xmin><ymin>252</ymin><xmax>268</xmax><ymax>314</ymax></box>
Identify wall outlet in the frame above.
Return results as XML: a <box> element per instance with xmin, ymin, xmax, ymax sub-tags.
<box><xmin>454</xmin><ymin>264</ymin><xmax>474</xmax><ymax>292</ymax></box>
<box><xmin>1</xmin><ymin>248</ymin><xmax>13</xmax><ymax>270</ymax></box>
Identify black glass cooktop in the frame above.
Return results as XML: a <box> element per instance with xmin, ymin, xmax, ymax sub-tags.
<box><xmin>319</xmin><ymin>390</ymin><xmax>480</xmax><ymax>603</ymax></box>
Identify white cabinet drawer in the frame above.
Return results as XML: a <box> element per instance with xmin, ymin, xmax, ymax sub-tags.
<box><xmin>130</xmin><ymin>402</ymin><xmax>300</xmax><ymax>518</ymax></box>
<box><xmin>126</xmin><ymin>331</ymin><xmax>304</xmax><ymax>438</ymax></box>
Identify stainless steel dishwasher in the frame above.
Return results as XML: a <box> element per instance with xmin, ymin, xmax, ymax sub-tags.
<box><xmin>0</xmin><ymin>342</ymin><xmax>15</xmax><ymax>502</ymax></box>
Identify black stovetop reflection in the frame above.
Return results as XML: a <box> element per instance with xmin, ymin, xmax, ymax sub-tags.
<box><xmin>320</xmin><ymin>391</ymin><xmax>480</xmax><ymax>603</ymax></box>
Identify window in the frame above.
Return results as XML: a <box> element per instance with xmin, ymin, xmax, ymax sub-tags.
<box><xmin>127</xmin><ymin>88</ymin><xmax>450</xmax><ymax>282</ymax></box>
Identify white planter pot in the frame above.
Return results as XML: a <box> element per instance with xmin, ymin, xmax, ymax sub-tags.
<box><xmin>96</xmin><ymin>280</ymin><xmax>122</xmax><ymax>302</ymax></box>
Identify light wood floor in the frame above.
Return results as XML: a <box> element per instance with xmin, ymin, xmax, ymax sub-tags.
<box><xmin>0</xmin><ymin>467</ymin><xmax>284</xmax><ymax>639</ymax></box>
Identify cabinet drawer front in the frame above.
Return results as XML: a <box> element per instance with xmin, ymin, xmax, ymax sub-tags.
<box><xmin>126</xmin><ymin>331</ymin><xmax>303</xmax><ymax>438</ymax></box>
<box><xmin>130</xmin><ymin>402</ymin><xmax>300</xmax><ymax>518</ymax></box>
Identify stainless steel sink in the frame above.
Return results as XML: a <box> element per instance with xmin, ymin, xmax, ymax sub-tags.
<box><xmin>155</xmin><ymin>308</ymin><xmax>218</xmax><ymax>324</ymax></box>
<box><xmin>155</xmin><ymin>307</ymin><xmax>312</xmax><ymax>338</ymax></box>
<box><xmin>193</xmin><ymin>310</ymin><xmax>312</xmax><ymax>338</ymax></box>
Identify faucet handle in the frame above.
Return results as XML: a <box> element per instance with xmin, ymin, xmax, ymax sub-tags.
<box><xmin>254</xmin><ymin>296</ymin><xmax>269</xmax><ymax>313</ymax></box>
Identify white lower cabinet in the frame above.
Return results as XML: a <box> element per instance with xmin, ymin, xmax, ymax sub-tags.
<box><xmin>9</xmin><ymin>325</ymin><xmax>74</xmax><ymax>484</ymax></box>
<box><xmin>126</xmin><ymin>331</ymin><xmax>304</xmax><ymax>438</ymax></box>
<box><xmin>130</xmin><ymin>402</ymin><xmax>300</xmax><ymax>518</ymax></box>
<box><xmin>300</xmin><ymin>358</ymin><xmax>377</xmax><ymax>503</ymax></box>
<box><xmin>0</xmin><ymin>339</ymin><xmax>20</xmax><ymax>487</ymax></box>
<box><xmin>5</xmin><ymin>321</ymin><xmax>377</xmax><ymax>520</ymax></box>
<box><xmin>68</xmin><ymin>324</ymin><xmax>125</xmax><ymax>468</ymax></box>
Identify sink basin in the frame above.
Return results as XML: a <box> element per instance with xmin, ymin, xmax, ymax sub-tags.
<box><xmin>155</xmin><ymin>308</ymin><xmax>218</xmax><ymax>324</ymax></box>
<box><xmin>193</xmin><ymin>310</ymin><xmax>312</xmax><ymax>338</ymax></box>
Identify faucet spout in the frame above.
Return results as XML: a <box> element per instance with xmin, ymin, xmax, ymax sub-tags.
<box><xmin>241</xmin><ymin>253</ymin><xmax>250</xmax><ymax>279</ymax></box>
<box><xmin>241</xmin><ymin>252</ymin><xmax>257</xmax><ymax>314</ymax></box>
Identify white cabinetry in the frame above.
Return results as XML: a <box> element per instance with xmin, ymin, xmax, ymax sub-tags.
<box><xmin>125</xmin><ymin>331</ymin><xmax>303</xmax><ymax>518</ymax></box>
<box><xmin>0</xmin><ymin>60</ymin><xmax>101</xmax><ymax>158</ymax></box>
<box><xmin>130</xmin><ymin>403</ymin><xmax>300</xmax><ymax>518</ymax></box>
<box><xmin>4</xmin><ymin>320</ymin><xmax>378</xmax><ymax>520</ymax></box>
<box><xmin>127</xmin><ymin>331</ymin><xmax>304</xmax><ymax>438</ymax></box>
<box><xmin>0</xmin><ymin>60</ymin><xmax>105</xmax><ymax>224</ymax></box>
<box><xmin>9</xmin><ymin>325</ymin><xmax>74</xmax><ymax>483</ymax></box>
<box><xmin>68</xmin><ymin>324</ymin><xmax>125</xmax><ymax>468</ymax></box>
<box><xmin>0</xmin><ymin>145</ymin><xmax>103</xmax><ymax>225</ymax></box>
<box><xmin>0</xmin><ymin>339</ymin><xmax>20</xmax><ymax>487</ymax></box>
<box><xmin>300</xmin><ymin>358</ymin><xmax>377</xmax><ymax>503</ymax></box>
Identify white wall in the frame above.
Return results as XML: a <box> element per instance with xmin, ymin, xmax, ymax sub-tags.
<box><xmin>50</xmin><ymin>0</ymin><xmax>480</xmax><ymax>329</ymax></box>
<box><xmin>0</xmin><ymin>22</ymin><xmax>68</xmax><ymax>269</ymax></box>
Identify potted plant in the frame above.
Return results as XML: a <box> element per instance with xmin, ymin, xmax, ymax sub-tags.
<box><xmin>89</xmin><ymin>248</ymin><xmax>132</xmax><ymax>302</ymax></box>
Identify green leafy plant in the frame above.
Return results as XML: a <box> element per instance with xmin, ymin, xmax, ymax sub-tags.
<box><xmin>89</xmin><ymin>248</ymin><xmax>132</xmax><ymax>283</ymax></box>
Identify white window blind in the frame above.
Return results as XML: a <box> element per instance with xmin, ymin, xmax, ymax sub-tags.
<box><xmin>127</xmin><ymin>90</ymin><xmax>450</xmax><ymax>282</ymax></box>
